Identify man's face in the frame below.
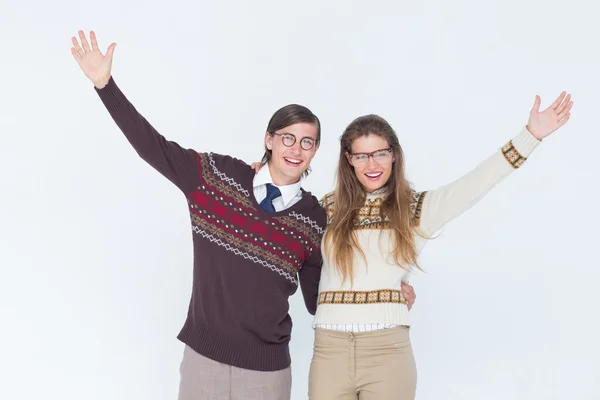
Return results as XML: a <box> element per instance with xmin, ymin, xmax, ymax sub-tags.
<box><xmin>265</xmin><ymin>122</ymin><xmax>319</xmax><ymax>185</ymax></box>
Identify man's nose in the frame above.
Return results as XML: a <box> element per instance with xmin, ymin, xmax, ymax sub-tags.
<box><xmin>289</xmin><ymin>141</ymin><xmax>302</xmax><ymax>155</ymax></box>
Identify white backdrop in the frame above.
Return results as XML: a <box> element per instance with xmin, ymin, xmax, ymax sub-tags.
<box><xmin>1</xmin><ymin>0</ymin><xmax>599</xmax><ymax>399</ymax></box>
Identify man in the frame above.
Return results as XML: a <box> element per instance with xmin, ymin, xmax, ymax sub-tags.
<box><xmin>70</xmin><ymin>30</ymin><xmax>416</xmax><ymax>399</ymax></box>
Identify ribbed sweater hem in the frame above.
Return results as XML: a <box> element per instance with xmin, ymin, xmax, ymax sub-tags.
<box><xmin>177</xmin><ymin>319</ymin><xmax>291</xmax><ymax>372</ymax></box>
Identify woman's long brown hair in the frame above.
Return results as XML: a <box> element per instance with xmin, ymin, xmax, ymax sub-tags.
<box><xmin>323</xmin><ymin>114</ymin><xmax>422</xmax><ymax>284</ymax></box>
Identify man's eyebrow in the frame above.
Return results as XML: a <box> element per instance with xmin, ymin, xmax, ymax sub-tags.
<box><xmin>278</xmin><ymin>131</ymin><xmax>316</xmax><ymax>139</ymax></box>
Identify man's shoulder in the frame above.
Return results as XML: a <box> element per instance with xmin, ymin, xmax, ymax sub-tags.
<box><xmin>198</xmin><ymin>152</ymin><xmax>250</xmax><ymax>170</ymax></box>
<box><xmin>195</xmin><ymin>152</ymin><xmax>255</xmax><ymax>203</ymax></box>
<box><xmin>293</xmin><ymin>189</ymin><xmax>326</xmax><ymax>227</ymax></box>
<box><xmin>196</xmin><ymin>152</ymin><xmax>254</xmax><ymax>185</ymax></box>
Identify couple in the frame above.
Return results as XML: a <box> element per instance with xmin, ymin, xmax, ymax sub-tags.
<box><xmin>71</xmin><ymin>31</ymin><xmax>573</xmax><ymax>400</ymax></box>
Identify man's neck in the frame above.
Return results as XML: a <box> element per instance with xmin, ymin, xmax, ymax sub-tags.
<box><xmin>267</xmin><ymin>162</ymin><xmax>301</xmax><ymax>186</ymax></box>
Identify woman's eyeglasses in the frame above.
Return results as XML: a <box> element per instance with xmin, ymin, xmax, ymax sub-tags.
<box><xmin>347</xmin><ymin>148</ymin><xmax>393</xmax><ymax>166</ymax></box>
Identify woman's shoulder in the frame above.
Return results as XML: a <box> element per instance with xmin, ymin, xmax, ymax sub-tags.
<box><xmin>319</xmin><ymin>191</ymin><xmax>336</xmax><ymax>223</ymax></box>
<box><xmin>319</xmin><ymin>191</ymin><xmax>335</xmax><ymax>207</ymax></box>
<box><xmin>319</xmin><ymin>188</ymin><xmax>428</xmax><ymax>226</ymax></box>
<box><xmin>409</xmin><ymin>189</ymin><xmax>428</xmax><ymax>226</ymax></box>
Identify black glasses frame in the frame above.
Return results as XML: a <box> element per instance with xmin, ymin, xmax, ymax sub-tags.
<box><xmin>269</xmin><ymin>132</ymin><xmax>317</xmax><ymax>151</ymax></box>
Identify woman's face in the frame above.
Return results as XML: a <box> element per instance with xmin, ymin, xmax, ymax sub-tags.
<box><xmin>346</xmin><ymin>134</ymin><xmax>395</xmax><ymax>193</ymax></box>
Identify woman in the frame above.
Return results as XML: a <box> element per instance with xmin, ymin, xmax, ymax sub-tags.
<box><xmin>253</xmin><ymin>92</ymin><xmax>572</xmax><ymax>399</ymax></box>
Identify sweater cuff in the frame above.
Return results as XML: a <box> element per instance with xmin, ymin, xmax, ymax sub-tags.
<box><xmin>501</xmin><ymin>126</ymin><xmax>541</xmax><ymax>169</ymax></box>
<box><xmin>94</xmin><ymin>76</ymin><xmax>125</xmax><ymax>112</ymax></box>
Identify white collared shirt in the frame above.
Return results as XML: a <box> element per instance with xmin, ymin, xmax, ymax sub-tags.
<box><xmin>253</xmin><ymin>165</ymin><xmax>303</xmax><ymax>212</ymax></box>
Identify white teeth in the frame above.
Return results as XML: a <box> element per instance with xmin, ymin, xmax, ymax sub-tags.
<box><xmin>285</xmin><ymin>157</ymin><xmax>302</xmax><ymax>164</ymax></box>
<box><xmin>366</xmin><ymin>172</ymin><xmax>382</xmax><ymax>178</ymax></box>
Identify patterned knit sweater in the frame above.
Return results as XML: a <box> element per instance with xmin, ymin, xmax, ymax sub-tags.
<box><xmin>95</xmin><ymin>77</ymin><xmax>326</xmax><ymax>371</ymax></box>
<box><xmin>312</xmin><ymin>127</ymin><xmax>540</xmax><ymax>328</ymax></box>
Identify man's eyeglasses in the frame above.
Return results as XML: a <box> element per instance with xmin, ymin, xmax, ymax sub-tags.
<box><xmin>270</xmin><ymin>132</ymin><xmax>317</xmax><ymax>151</ymax></box>
<box><xmin>347</xmin><ymin>148</ymin><xmax>393</xmax><ymax>166</ymax></box>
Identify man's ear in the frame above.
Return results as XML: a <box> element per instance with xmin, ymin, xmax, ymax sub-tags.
<box><xmin>265</xmin><ymin>131</ymin><xmax>273</xmax><ymax>150</ymax></box>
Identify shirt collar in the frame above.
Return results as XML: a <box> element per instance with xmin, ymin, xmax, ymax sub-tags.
<box><xmin>253</xmin><ymin>164</ymin><xmax>303</xmax><ymax>207</ymax></box>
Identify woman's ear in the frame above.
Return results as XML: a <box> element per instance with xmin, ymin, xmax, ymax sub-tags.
<box><xmin>345</xmin><ymin>152</ymin><xmax>352</xmax><ymax>165</ymax></box>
